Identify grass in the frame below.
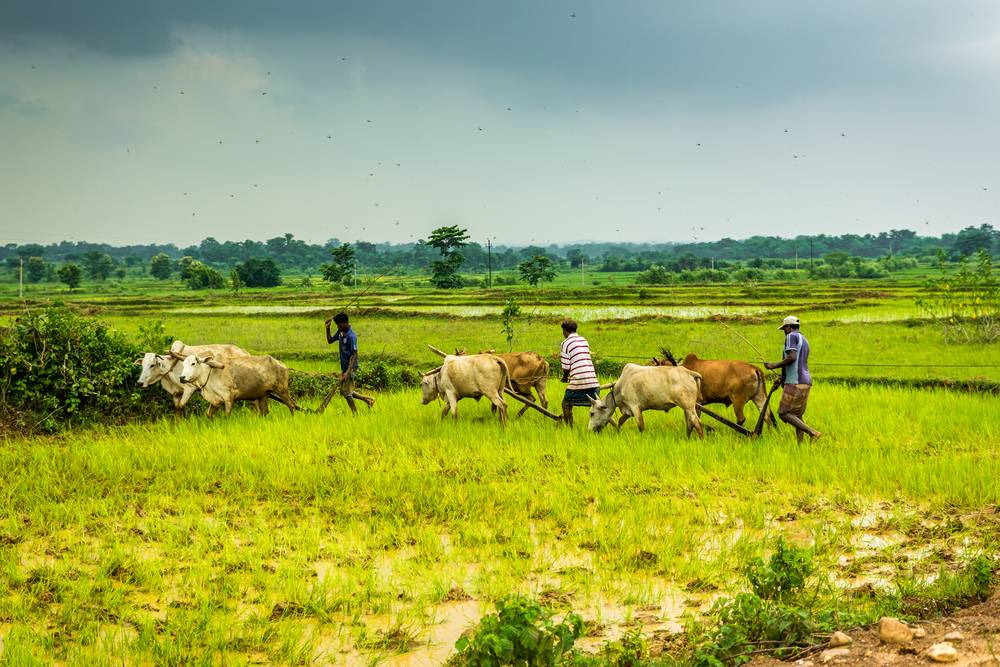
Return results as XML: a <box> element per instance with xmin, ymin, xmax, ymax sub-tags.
<box><xmin>0</xmin><ymin>384</ymin><xmax>997</xmax><ymax>663</ymax></box>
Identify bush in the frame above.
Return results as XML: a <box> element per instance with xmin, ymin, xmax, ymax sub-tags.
<box><xmin>235</xmin><ymin>257</ymin><xmax>282</xmax><ymax>287</ymax></box>
<box><xmin>451</xmin><ymin>596</ymin><xmax>583</xmax><ymax>666</ymax></box>
<box><xmin>184</xmin><ymin>261</ymin><xmax>225</xmax><ymax>290</ymax></box>
<box><xmin>0</xmin><ymin>307</ymin><xmax>171</xmax><ymax>433</ymax></box>
<box><xmin>636</xmin><ymin>265</ymin><xmax>673</xmax><ymax>285</ymax></box>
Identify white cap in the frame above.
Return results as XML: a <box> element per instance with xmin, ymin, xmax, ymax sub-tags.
<box><xmin>778</xmin><ymin>315</ymin><xmax>800</xmax><ymax>330</ymax></box>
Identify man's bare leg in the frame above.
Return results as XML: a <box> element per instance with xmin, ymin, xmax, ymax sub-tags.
<box><xmin>351</xmin><ymin>391</ymin><xmax>375</xmax><ymax>408</ymax></box>
<box><xmin>562</xmin><ymin>404</ymin><xmax>573</xmax><ymax>426</ymax></box>
<box><xmin>344</xmin><ymin>395</ymin><xmax>358</xmax><ymax>414</ymax></box>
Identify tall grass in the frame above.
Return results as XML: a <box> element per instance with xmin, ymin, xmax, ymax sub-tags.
<box><xmin>0</xmin><ymin>384</ymin><xmax>996</xmax><ymax>663</ymax></box>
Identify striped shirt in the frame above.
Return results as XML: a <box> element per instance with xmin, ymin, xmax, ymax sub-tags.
<box><xmin>560</xmin><ymin>333</ymin><xmax>599</xmax><ymax>390</ymax></box>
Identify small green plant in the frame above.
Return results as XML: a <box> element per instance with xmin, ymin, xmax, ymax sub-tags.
<box><xmin>137</xmin><ymin>320</ymin><xmax>172</xmax><ymax>352</ymax></box>
<box><xmin>501</xmin><ymin>297</ymin><xmax>521</xmax><ymax>351</ymax></box>
<box><xmin>917</xmin><ymin>250</ymin><xmax>998</xmax><ymax>343</ymax></box>
<box><xmin>451</xmin><ymin>596</ymin><xmax>583</xmax><ymax>666</ymax></box>
<box><xmin>745</xmin><ymin>537</ymin><xmax>814</xmax><ymax>601</ymax></box>
<box><xmin>230</xmin><ymin>267</ymin><xmax>244</xmax><ymax>296</ymax></box>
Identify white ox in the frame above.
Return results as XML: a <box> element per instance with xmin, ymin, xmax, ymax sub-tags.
<box><xmin>179</xmin><ymin>353</ymin><xmax>297</xmax><ymax>417</ymax></box>
<box><xmin>136</xmin><ymin>340</ymin><xmax>251</xmax><ymax>412</ymax></box>
<box><xmin>588</xmin><ymin>363</ymin><xmax>705</xmax><ymax>438</ymax></box>
<box><xmin>421</xmin><ymin>354</ymin><xmax>511</xmax><ymax>423</ymax></box>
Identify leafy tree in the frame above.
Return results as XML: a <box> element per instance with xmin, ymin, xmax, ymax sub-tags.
<box><xmin>426</xmin><ymin>225</ymin><xmax>470</xmax><ymax>288</ymax></box>
<box><xmin>176</xmin><ymin>256</ymin><xmax>195</xmax><ymax>279</ymax></box>
<box><xmin>953</xmin><ymin>224</ymin><xmax>998</xmax><ymax>257</ymax></box>
<box><xmin>26</xmin><ymin>257</ymin><xmax>48</xmax><ymax>283</ymax></box>
<box><xmin>229</xmin><ymin>268</ymin><xmax>244</xmax><ymax>295</ymax></box>
<box><xmin>235</xmin><ymin>257</ymin><xmax>281</xmax><ymax>287</ymax></box>
<box><xmin>114</xmin><ymin>267</ymin><xmax>127</xmax><ymax>280</ymax></box>
<box><xmin>320</xmin><ymin>243</ymin><xmax>356</xmax><ymax>285</ymax></box>
<box><xmin>501</xmin><ymin>297</ymin><xmax>520</xmax><ymax>351</ymax></box>
<box><xmin>82</xmin><ymin>251</ymin><xmax>115</xmax><ymax>281</ymax></box>
<box><xmin>824</xmin><ymin>251</ymin><xmax>850</xmax><ymax>268</ymax></box>
<box><xmin>149</xmin><ymin>253</ymin><xmax>173</xmax><ymax>280</ymax></box>
<box><xmin>518</xmin><ymin>255</ymin><xmax>557</xmax><ymax>286</ymax></box>
<box><xmin>565</xmin><ymin>249</ymin><xmax>585</xmax><ymax>269</ymax></box>
<box><xmin>57</xmin><ymin>263</ymin><xmax>82</xmax><ymax>289</ymax></box>
<box><xmin>184</xmin><ymin>261</ymin><xmax>224</xmax><ymax>290</ymax></box>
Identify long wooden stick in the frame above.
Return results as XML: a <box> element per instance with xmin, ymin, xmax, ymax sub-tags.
<box><xmin>753</xmin><ymin>382</ymin><xmax>781</xmax><ymax>436</ymax></box>
<box><xmin>503</xmin><ymin>388</ymin><xmax>562</xmax><ymax>421</ymax></box>
<box><xmin>696</xmin><ymin>404</ymin><xmax>753</xmax><ymax>437</ymax></box>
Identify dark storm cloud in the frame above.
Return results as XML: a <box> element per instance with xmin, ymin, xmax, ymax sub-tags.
<box><xmin>1</xmin><ymin>1</ymin><xmax>993</xmax><ymax>98</ymax></box>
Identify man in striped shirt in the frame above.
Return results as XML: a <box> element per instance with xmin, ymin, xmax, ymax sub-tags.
<box><xmin>560</xmin><ymin>319</ymin><xmax>600</xmax><ymax>426</ymax></box>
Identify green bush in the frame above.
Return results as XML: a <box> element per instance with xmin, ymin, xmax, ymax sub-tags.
<box><xmin>0</xmin><ymin>307</ymin><xmax>171</xmax><ymax>433</ymax></box>
<box><xmin>451</xmin><ymin>596</ymin><xmax>584</xmax><ymax>666</ymax></box>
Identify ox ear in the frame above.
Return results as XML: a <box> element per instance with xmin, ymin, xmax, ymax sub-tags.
<box><xmin>134</xmin><ymin>357</ymin><xmax>144</xmax><ymax>366</ymax></box>
<box><xmin>206</xmin><ymin>359</ymin><xmax>225</xmax><ymax>369</ymax></box>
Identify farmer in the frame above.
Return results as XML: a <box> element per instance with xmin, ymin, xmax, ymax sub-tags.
<box><xmin>559</xmin><ymin>319</ymin><xmax>600</xmax><ymax>426</ymax></box>
<box><xmin>765</xmin><ymin>315</ymin><xmax>821</xmax><ymax>442</ymax></box>
<box><xmin>323</xmin><ymin>312</ymin><xmax>375</xmax><ymax>413</ymax></box>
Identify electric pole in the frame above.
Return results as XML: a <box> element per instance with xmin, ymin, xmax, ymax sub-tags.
<box><xmin>487</xmin><ymin>238</ymin><xmax>492</xmax><ymax>288</ymax></box>
<box><xmin>19</xmin><ymin>256</ymin><xmax>24</xmax><ymax>299</ymax></box>
<box><xmin>581</xmin><ymin>257</ymin><xmax>585</xmax><ymax>287</ymax></box>
<box><xmin>809</xmin><ymin>239</ymin><xmax>814</xmax><ymax>271</ymax></box>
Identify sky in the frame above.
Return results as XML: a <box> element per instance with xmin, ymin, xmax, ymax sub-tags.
<box><xmin>1</xmin><ymin>1</ymin><xmax>998</xmax><ymax>247</ymax></box>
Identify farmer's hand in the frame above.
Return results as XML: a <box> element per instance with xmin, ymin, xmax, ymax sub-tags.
<box><xmin>340</xmin><ymin>372</ymin><xmax>348</xmax><ymax>383</ymax></box>
<box><xmin>561</xmin><ymin>372</ymin><xmax>569</xmax><ymax>383</ymax></box>
<box><xmin>764</xmin><ymin>361</ymin><xmax>775</xmax><ymax>370</ymax></box>
<box><xmin>324</xmin><ymin>318</ymin><xmax>332</xmax><ymax>327</ymax></box>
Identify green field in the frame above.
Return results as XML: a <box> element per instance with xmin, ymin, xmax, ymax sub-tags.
<box><xmin>1</xmin><ymin>278</ymin><xmax>998</xmax><ymax>664</ymax></box>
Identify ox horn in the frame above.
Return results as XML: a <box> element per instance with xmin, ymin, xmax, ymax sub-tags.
<box><xmin>168</xmin><ymin>350</ymin><xmax>187</xmax><ymax>360</ymax></box>
<box><xmin>422</xmin><ymin>366</ymin><xmax>442</xmax><ymax>376</ymax></box>
<box><xmin>206</xmin><ymin>359</ymin><xmax>226</xmax><ymax>369</ymax></box>
<box><xmin>427</xmin><ymin>344</ymin><xmax>448</xmax><ymax>358</ymax></box>
<box><xmin>659</xmin><ymin>348</ymin><xmax>679</xmax><ymax>366</ymax></box>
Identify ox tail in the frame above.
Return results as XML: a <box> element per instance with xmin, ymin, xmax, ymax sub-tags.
<box><xmin>659</xmin><ymin>348</ymin><xmax>679</xmax><ymax>366</ymax></box>
<box><xmin>494</xmin><ymin>356</ymin><xmax>514</xmax><ymax>393</ymax></box>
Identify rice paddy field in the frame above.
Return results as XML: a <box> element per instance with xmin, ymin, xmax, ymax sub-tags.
<box><xmin>1</xmin><ymin>278</ymin><xmax>998</xmax><ymax>665</ymax></box>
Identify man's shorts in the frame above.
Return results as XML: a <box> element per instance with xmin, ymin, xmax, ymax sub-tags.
<box><xmin>778</xmin><ymin>383</ymin><xmax>811</xmax><ymax>417</ymax></box>
<box><xmin>340</xmin><ymin>370</ymin><xmax>356</xmax><ymax>397</ymax></box>
<box><xmin>562</xmin><ymin>387</ymin><xmax>599</xmax><ymax>407</ymax></box>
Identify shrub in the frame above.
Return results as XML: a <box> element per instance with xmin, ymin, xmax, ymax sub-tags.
<box><xmin>184</xmin><ymin>261</ymin><xmax>224</xmax><ymax>290</ymax></box>
<box><xmin>0</xmin><ymin>307</ymin><xmax>171</xmax><ymax>433</ymax></box>
<box><xmin>451</xmin><ymin>596</ymin><xmax>583</xmax><ymax>666</ymax></box>
<box><xmin>235</xmin><ymin>257</ymin><xmax>282</xmax><ymax>287</ymax></box>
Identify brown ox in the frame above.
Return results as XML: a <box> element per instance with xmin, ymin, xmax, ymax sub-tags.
<box><xmin>654</xmin><ymin>348</ymin><xmax>775</xmax><ymax>428</ymax></box>
<box><xmin>458</xmin><ymin>349</ymin><xmax>549</xmax><ymax>417</ymax></box>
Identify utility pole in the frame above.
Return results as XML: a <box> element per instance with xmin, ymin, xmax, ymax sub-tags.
<box><xmin>809</xmin><ymin>239</ymin><xmax>814</xmax><ymax>271</ymax></box>
<box><xmin>711</xmin><ymin>257</ymin><xmax>715</xmax><ymax>271</ymax></box>
<box><xmin>794</xmin><ymin>248</ymin><xmax>798</xmax><ymax>270</ymax></box>
<box><xmin>487</xmin><ymin>238</ymin><xmax>492</xmax><ymax>288</ymax></box>
<box><xmin>581</xmin><ymin>257</ymin><xmax>586</xmax><ymax>287</ymax></box>
<box><xmin>354</xmin><ymin>263</ymin><xmax>357</xmax><ymax>290</ymax></box>
<box><xmin>19</xmin><ymin>256</ymin><xmax>24</xmax><ymax>299</ymax></box>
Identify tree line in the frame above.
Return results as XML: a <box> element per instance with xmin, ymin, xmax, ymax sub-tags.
<box><xmin>3</xmin><ymin>224</ymin><xmax>997</xmax><ymax>290</ymax></box>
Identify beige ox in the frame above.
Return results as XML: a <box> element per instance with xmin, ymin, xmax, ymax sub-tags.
<box><xmin>656</xmin><ymin>349</ymin><xmax>774</xmax><ymax>428</ymax></box>
<box><xmin>179</xmin><ymin>353</ymin><xmax>297</xmax><ymax>417</ymax></box>
<box><xmin>136</xmin><ymin>340</ymin><xmax>251</xmax><ymax>413</ymax></box>
<box><xmin>421</xmin><ymin>354</ymin><xmax>511</xmax><ymax>423</ymax></box>
<box><xmin>459</xmin><ymin>349</ymin><xmax>550</xmax><ymax>417</ymax></box>
<box><xmin>588</xmin><ymin>363</ymin><xmax>704</xmax><ymax>437</ymax></box>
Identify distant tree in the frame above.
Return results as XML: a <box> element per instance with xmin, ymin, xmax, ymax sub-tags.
<box><xmin>566</xmin><ymin>249</ymin><xmax>585</xmax><ymax>269</ymax></box>
<box><xmin>824</xmin><ymin>252</ymin><xmax>850</xmax><ymax>268</ymax></box>
<box><xmin>229</xmin><ymin>268</ymin><xmax>244</xmax><ymax>295</ymax></box>
<box><xmin>518</xmin><ymin>255</ymin><xmax>557</xmax><ymax>286</ymax></box>
<box><xmin>176</xmin><ymin>256</ymin><xmax>195</xmax><ymax>279</ymax></box>
<box><xmin>26</xmin><ymin>257</ymin><xmax>48</xmax><ymax>283</ymax></box>
<box><xmin>426</xmin><ymin>225</ymin><xmax>470</xmax><ymax>288</ymax></box>
<box><xmin>952</xmin><ymin>224</ymin><xmax>997</xmax><ymax>257</ymax></box>
<box><xmin>16</xmin><ymin>244</ymin><xmax>45</xmax><ymax>259</ymax></box>
<box><xmin>57</xmin><ymin>263</ymin><xmax>82</xmax><ymax>290</ymax></box>
<box><xmin>115</xmin><ymin>267</ymin><xmax>127</xmax><ymax>280</ymax></box>
<box><xmin>149</xmin><ymin>253</ymin><xmax>173</xmax><ymax>280</ymax></box>
<box><xmin>320</xmin><ymin>243</ymin><xmax>356</xmax><ymax>285</ymax></box>
<box><xmin>235</xmin><ymin>257</ymin><xmax>281</xmax><ymax>287</ymax></box>
<box><xmin>184</xmin><ymin>261</ymin><xmax>224</xmax><ymax>290</ymax></box>
<box><xmin>123</xmin><ymin>255</ymin><xmax>143</xmax><ymax>268</ymax></box>
<box><xmin>82</xmin><ymin>251</ymin><xmax>115</xmax><ymax>281</ymax></box>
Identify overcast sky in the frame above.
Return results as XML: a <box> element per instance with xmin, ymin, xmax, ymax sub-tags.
<box><xmin>1</xmin><ymin>1</ymin><xmax>998</xmax><ymax>247</ymax></box>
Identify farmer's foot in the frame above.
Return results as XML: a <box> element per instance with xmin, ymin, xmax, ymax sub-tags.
<box><xmin>810</xmin><ymin>431</ymin><xmax>823</xmax><ymax>443</ymax></box>
<box><xmin>365</xmin><ymin>398</ymin><xmax>375</xmax><ymax>409</ymax></box>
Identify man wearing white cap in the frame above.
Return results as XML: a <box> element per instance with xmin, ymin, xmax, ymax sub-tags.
<box><xmin>764</xmin><ymin>316</ymin><xmax>822</xmax><ymax>442</ymax></box>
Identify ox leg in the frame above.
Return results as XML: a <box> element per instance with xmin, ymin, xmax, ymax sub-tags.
<box><xmin>489</xmin><ymin>393</ymin><xmax>508</xmax><ymax>424</ymax></box>
<box><xmin>440</xmin><ymin>402</ymin><xmax>451</xmax><ymax>419</ymax></box>
<box><xmin>617</xmin><ymin>413</ymin><xmax>632</xmax><ymax>429</ymax></box>
<box><xmin>536</xmin><ymin>384</ymin><xmax>548</xmax><ymax>411</ymax></box>
<box><xmin>753</xmin><ymin>394</ymin><xmax>777</xmax><ymax>429</ymax></box>
<box><xmin>515</xmin><ymin>391</ymin><xmax>532</xmax><ymax>418</ymax></box>
<box><xmin>685</xmin><ymin>407</ymin><xmax>705</xmax><ymax>439</ymax></box>
<box><xmin>206</xmin><ymin>404</ymin><xmax>218</xmax><ymax>418</ymax></box>
<box><xmin>733</xmin><ymin>398</ymin><xmax>747</xmax><ymax>427</ymax></box>
<box><xmin>223</xmin><ymin>400</ymin><xmax>234</xmax><ymax>417</ymax></box>
<box><xmin>257</xmin><ymin>398</ymin><xmax>269</xmax><ymax>416</ymax></box>
<box><xmin>178</xmin><ymin>385</ymin><xmax>198</xmax><ymax>410</ymax></box>
<box><xmin>635</xmin><ymin>410</ymin><xmax>646</xmax><ymax>432</ymax></box>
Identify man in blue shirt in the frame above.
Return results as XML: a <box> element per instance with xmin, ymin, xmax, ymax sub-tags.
<box><xmin>765</xmin><ymin>315</ymin><xmax>821</xmax><ymax>442</ymax></box>
<box><xmin>323</xmin><ymin>312</ymin><xmax>375</xmax><ymax>413</ymax></box>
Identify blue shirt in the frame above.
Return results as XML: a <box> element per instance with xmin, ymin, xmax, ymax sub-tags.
<box><xmin>782</xmin><ymin>330</ymin><xmax>812</xmax><ymax>386</ymax></box>
<box><xmin>332</xmin><ymin>326</ymin><xmax>359</xmax><ymax>372</ymax></box>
